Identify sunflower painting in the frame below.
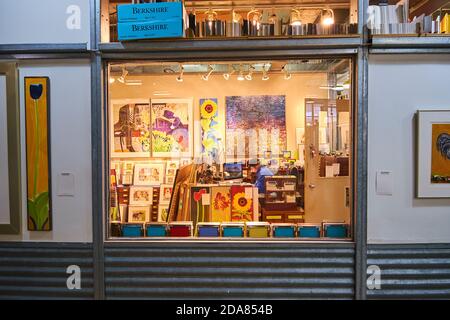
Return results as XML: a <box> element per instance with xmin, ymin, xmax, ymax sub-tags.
<box><xmin>25</xmin><ymin>77</ymin><xmax>51</xmax><ymax>231</ymax></box>
<box><xmin>200</xmin><ymin>98</ymin><xmax>221</xmax><ymax>160</ymax></box>
<box><xmin>230</xmin><ymin>186</ymin><xmax>253</xmax><ymax>222</ymax></box>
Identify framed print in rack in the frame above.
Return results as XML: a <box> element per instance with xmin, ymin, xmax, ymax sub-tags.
<box><xmin>165</xmin><ymin>160</ymin><xmax>179</xmax><ymax>184</ymax></box>
<box><xmin>129</xmin><ymin>186</ymin><xmax>153</xmax><ymax>205</ymax></box>
<box><xmin>110</xmin><ymin>99</ymin><xmax>151</xmax><ymax>158</ymax></box>
<box><xmin>133</xmin><ymin>163</ymin><xmax>165</xmax><ymax>186</ymax></box>
<box><xmin>128</xmin><ymin>206</ymin><xmax>150</xmax><ymax>223</ymax></box>
<box><xmin>159</xmin><ymin>184</ymin><xmax>174</xmax><ymax>204</ymax></box>
<box><xmin>158</xmin><ymin>205</ymin><xmax>169</xmax><ymax>222</ymax></box>
<box><xmin>151</xmin><ymin>98</ymin><xmax>193</xmax><ymax>158</ymax></box>
<box><xmin>416</xmin><ymin>110</ymin><xmax>450</xmax><ymax>198</ymax></box>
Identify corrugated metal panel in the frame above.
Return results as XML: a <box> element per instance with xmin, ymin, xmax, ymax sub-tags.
<box><xmin>0</xmin><ymin>242</ymin><xmax>94</xmax><ymax>300</ymax></box>
<box><xmin>105</xmin><ymin>242</ymin><xmax>355</xmax><ymax>299</ymax></box>
<box><xmin>367</xmin><ymin>244</ymin><xmax>450</xmax><ymax>299</ymax></box>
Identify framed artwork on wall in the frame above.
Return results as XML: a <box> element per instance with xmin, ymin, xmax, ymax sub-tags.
<box><xmin>200</xmin><ymin>98</ymin><xmax>221</xmax><ymax>159</ymax></box>
<box><xmin>25</xmin><ymin>77</ymin><xmax>52</xmax><ymax>231</ymax></box>
<box><xmin>133</xmin><ymin>163</ymin><xmax>165</xmax><ymax>186</ymax></box>
<box><xmin>0</xmin><ymin>63</ymin><xmax>21</xmax><ymax>235</ymax></box>
<box><xmin>416</xmin><ymin>110</ymin><xmax>450</xmax><ymax>198</ymax></box>
<box><xmin>109</xmin><ymin>99</ymin><xmax>151</xmax><ymax>158</ymax></box>
<box><xmin>226</xmin><ymin>95</ymin><xmax>286</xmax><ymax>158</ymax></box>
<box><xmin>151</xmin><ymin>98</ymin><xmax>193</xmax><ymax>158</ymax></box>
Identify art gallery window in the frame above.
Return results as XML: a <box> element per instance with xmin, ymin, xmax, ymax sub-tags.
<box><xmin>106</xmin><ymin>58</ymin><xmax>354</xmax><ymax>240</ymax></box>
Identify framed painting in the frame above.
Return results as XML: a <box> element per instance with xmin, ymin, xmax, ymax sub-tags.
<box><xmin>200</xmin><ymin>98</ymin><xmax>221</xmax><ymax>160</ymax></box>
<box><xmin>230</xmin><ymin>185</ymin><xmax>253</xmax><ymax>222</ymax></box>
<box><xmin>110</xmin><ymin>99</ymin><xmax>151</xmax><ymax>158</ymax></box>
<box><xmin>129</xmin><ymin>186</ymin><xmax>153</xmax><ymax>205</ymax></box>
<box><xmin>25</xmin><ymin>77</ymin><xmax>52</xmax><ymax>231</ymax></box>
<box><xmin>0</xmin><ymin>63</ymin><xmax>21</xmax><ymax>235</ymax></box>
<box><xmin>417</xmin><ymin>110</ymin><xmax>450</xmax><ymax>198</ymax></box>
<box><xmin>128</xmin><ymin>205</ymin><xmax>150</xmax><ymax>223</ymax></box>
<box><xmin>211</xmin><ymin>186</ymin><xmax>231</xmax><ymax>222</ymax></box>
<box><xmin>226</xmin><ymin>95</ymin><xmax>286</xmax><ymax>158</ymax></box>
<box><xmin>151</xmin><ymin>98</ymin><xmax>193</xmax><ymax>158</ymax></box>
<box><xmin>133</xmin><ymin>163</ymin><xmax>165</xmax><ymax>186</ymax></box>
<box><xmin>165</xmin><ymin>160</ymin><xmax>179</xmax><ymax>184</ymax></box>
<box><xmin>159</xmin><ymin>184</ymin><xmax>174</xmax><ymax>205</ymax></box>
<box><xmin>158</xmin><ymin>205</ymin><xmax>169</xmax><ymax>222</ymax></box>
<box><xmin>190</xmin><ymin>186</ymin><xmax>211</xmax><ymax>227</ymax></box>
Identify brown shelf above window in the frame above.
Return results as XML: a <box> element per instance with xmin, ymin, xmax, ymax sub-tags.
<box><xmin>99</xmin><ymin>35</ymin><xmax>362</xmax><ymax>55</ymax></box>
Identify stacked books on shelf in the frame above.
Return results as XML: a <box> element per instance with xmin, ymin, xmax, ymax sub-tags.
<box><xmin>368</xmin><ymin>0</ymin><xmax>450</xmax><ymax>35</ymax></box>
<box><xmin>368</xmin><ymin>0</ymin><xmax>418</xmax><ymax>35</ymax></box>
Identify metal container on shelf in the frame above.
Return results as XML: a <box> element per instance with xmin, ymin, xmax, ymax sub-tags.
<box><xmin>247</xmin><ymin>20</ymin><xmax>259</xmax><ymax>36</ymax></box>
<box><xmin>198</xmin><ymin>20</ymin><xmax>226</xmax><ymax>37</ymax></box>
<box><xmin>247</xmin><ymin>9</ymin><xmax>262</xmax><ymax>37</ymax></box>
<box><xmin>258</xmin><ymin>23</ymin><xmax>274</xmax><ymax>37</ymax></box>
<box><xmin>290</xmin><ymin>24</ymin><xmax>308</xmax><ymax>36</ymax></box>
<box><xmin>226</xmin><ymin>21</ymin><xmax>242</xmax><ymax>37</ymax></box>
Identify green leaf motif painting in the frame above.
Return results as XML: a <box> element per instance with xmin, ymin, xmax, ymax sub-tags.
<box><xmin>25</xmin><ymin>77</ymin><xmax>52</xmax><ymax>231</ymax></box>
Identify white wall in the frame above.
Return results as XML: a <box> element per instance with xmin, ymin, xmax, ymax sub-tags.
<box><xmin>0</xmin><ymin>60</ymin><xmax>92</xmax><ymax>242</ymax></box>
<box><xmin>368</xmin><ymin>55</ymin><xmax>450</xmax><ymax>243</ymax></box>
<box><xmin>0</xmin><ymin>0</ymin><xmax>90</xmax><ymax>46</ymax></box>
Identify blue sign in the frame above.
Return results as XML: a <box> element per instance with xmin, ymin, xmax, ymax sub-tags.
<box><xmin>117</xmin><ymin>2</ymin><xmax>183</xmax><ymax>22</ymax></box>
<box><xmin>118</xmin><ymin>18</ymin><xmax>183</xmax><ymax>41</ymax></box>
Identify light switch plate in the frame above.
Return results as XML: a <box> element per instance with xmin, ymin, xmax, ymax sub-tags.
<box><xmin>57</xmin><ymin>172</ymin><xmax>75</xmax><ymax>196</ymax></box>
<box><xmin>376</xmin><ymin>170</ymin><xmax>393</xmax><ymax>196</ymax></box>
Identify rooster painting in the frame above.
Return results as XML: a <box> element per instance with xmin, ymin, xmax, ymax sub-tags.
<box><xmin>436</xmin><ymin>133</ymin><xmax>450</xmax><ymax>161</ymax></box>
<box><xmin>431</xmin><ymin>126</ymin><xmax>450</xmax><ymax>184</ymax></box>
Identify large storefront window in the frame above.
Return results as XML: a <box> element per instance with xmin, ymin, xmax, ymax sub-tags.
<box><xmin>107</xmin><ymin>58</ymin><xmax>353</xmax><ymax>240</ymax></box>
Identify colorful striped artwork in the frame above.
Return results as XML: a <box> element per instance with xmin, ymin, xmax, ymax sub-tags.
<box><xmin>25</xmin><ymin>77</ymin><xmax>51</xmax><ymax>231</ymax></box>
<box><xmin>200</xmin><ymin>98</ymin><xmax>221</xmax><ymax>160</ymax></box>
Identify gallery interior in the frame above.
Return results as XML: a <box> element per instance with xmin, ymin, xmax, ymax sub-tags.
<box><xmin>0</xmin><ymin>0</ymin><xmax>450</xmax><ymax>300</ymax></box>
<box><xmin>107</xmin><ymin>59</ymin><xmax>353</xmax><ymax>239</ymax></box>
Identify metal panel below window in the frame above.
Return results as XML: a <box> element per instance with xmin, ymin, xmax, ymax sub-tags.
<box><xmin>0</xmin><ymin>242</ymin><xmax>94</xmax><ymax>299</ymax></box>
<box><xmin>105</xmin><ymin>242</ymin><xmax>355</xmax><ymax>299</ymax></box>
<box><xmin>367</xmin><ymin>244</ymin><xmax>450</xmax><ymax>299</ymax></box>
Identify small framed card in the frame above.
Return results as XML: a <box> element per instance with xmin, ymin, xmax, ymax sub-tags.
<box><xmin>129</xmin><ymin>186</ymin><xmax>153</xmax><ymax>205</ymax></box>
<box><xmin>128</xmin><ymin>205</ymin><xmax>150</xmax><ymax>223</ymax></box>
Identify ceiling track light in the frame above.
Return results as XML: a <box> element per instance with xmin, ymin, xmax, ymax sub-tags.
<box><xmin>282</xmin><ymin>65</ymin><xmax>292</xmax><ymax>80</ymax></box>
<box><xmin>321</xmin><ymin>8</ymin><xmax>335</xmax><ymax>26</ymax></box>
<box><xmin>245</xmin><ymin>66</ymin><xmax>255</xmax><ymax>81</ymax></box>
<box><xmin>262</xmin><ymin>67</ymin><xmax>269</xmax><ymax>81</ymax></box>
<box><xmin>176</xmin><ymin>64</ymin><xmax>184</xmax><ymax>82</ymax></box>
<box><xmin>223</xmin><ymin>66</ymin><xmax>236</xmax><ymax>80</ymax></box>
<box><xmin>202</xmin><ymin>65</ymin><xmax>214</xmax><ymax>81</ymax></box>
<box><xmin>290</xmin><ymin>8</ymin><xmax>302</xmax><ymax>26</ymax></box>
<box><xmin>118</xmin><ymin>68</ymin><xmax>128</xmax><ymax>83</ymax></box>
<box><xmin>237</xmin><ymin>65</ymin><xmax>245</xmax><ymax>81</ymax></box>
